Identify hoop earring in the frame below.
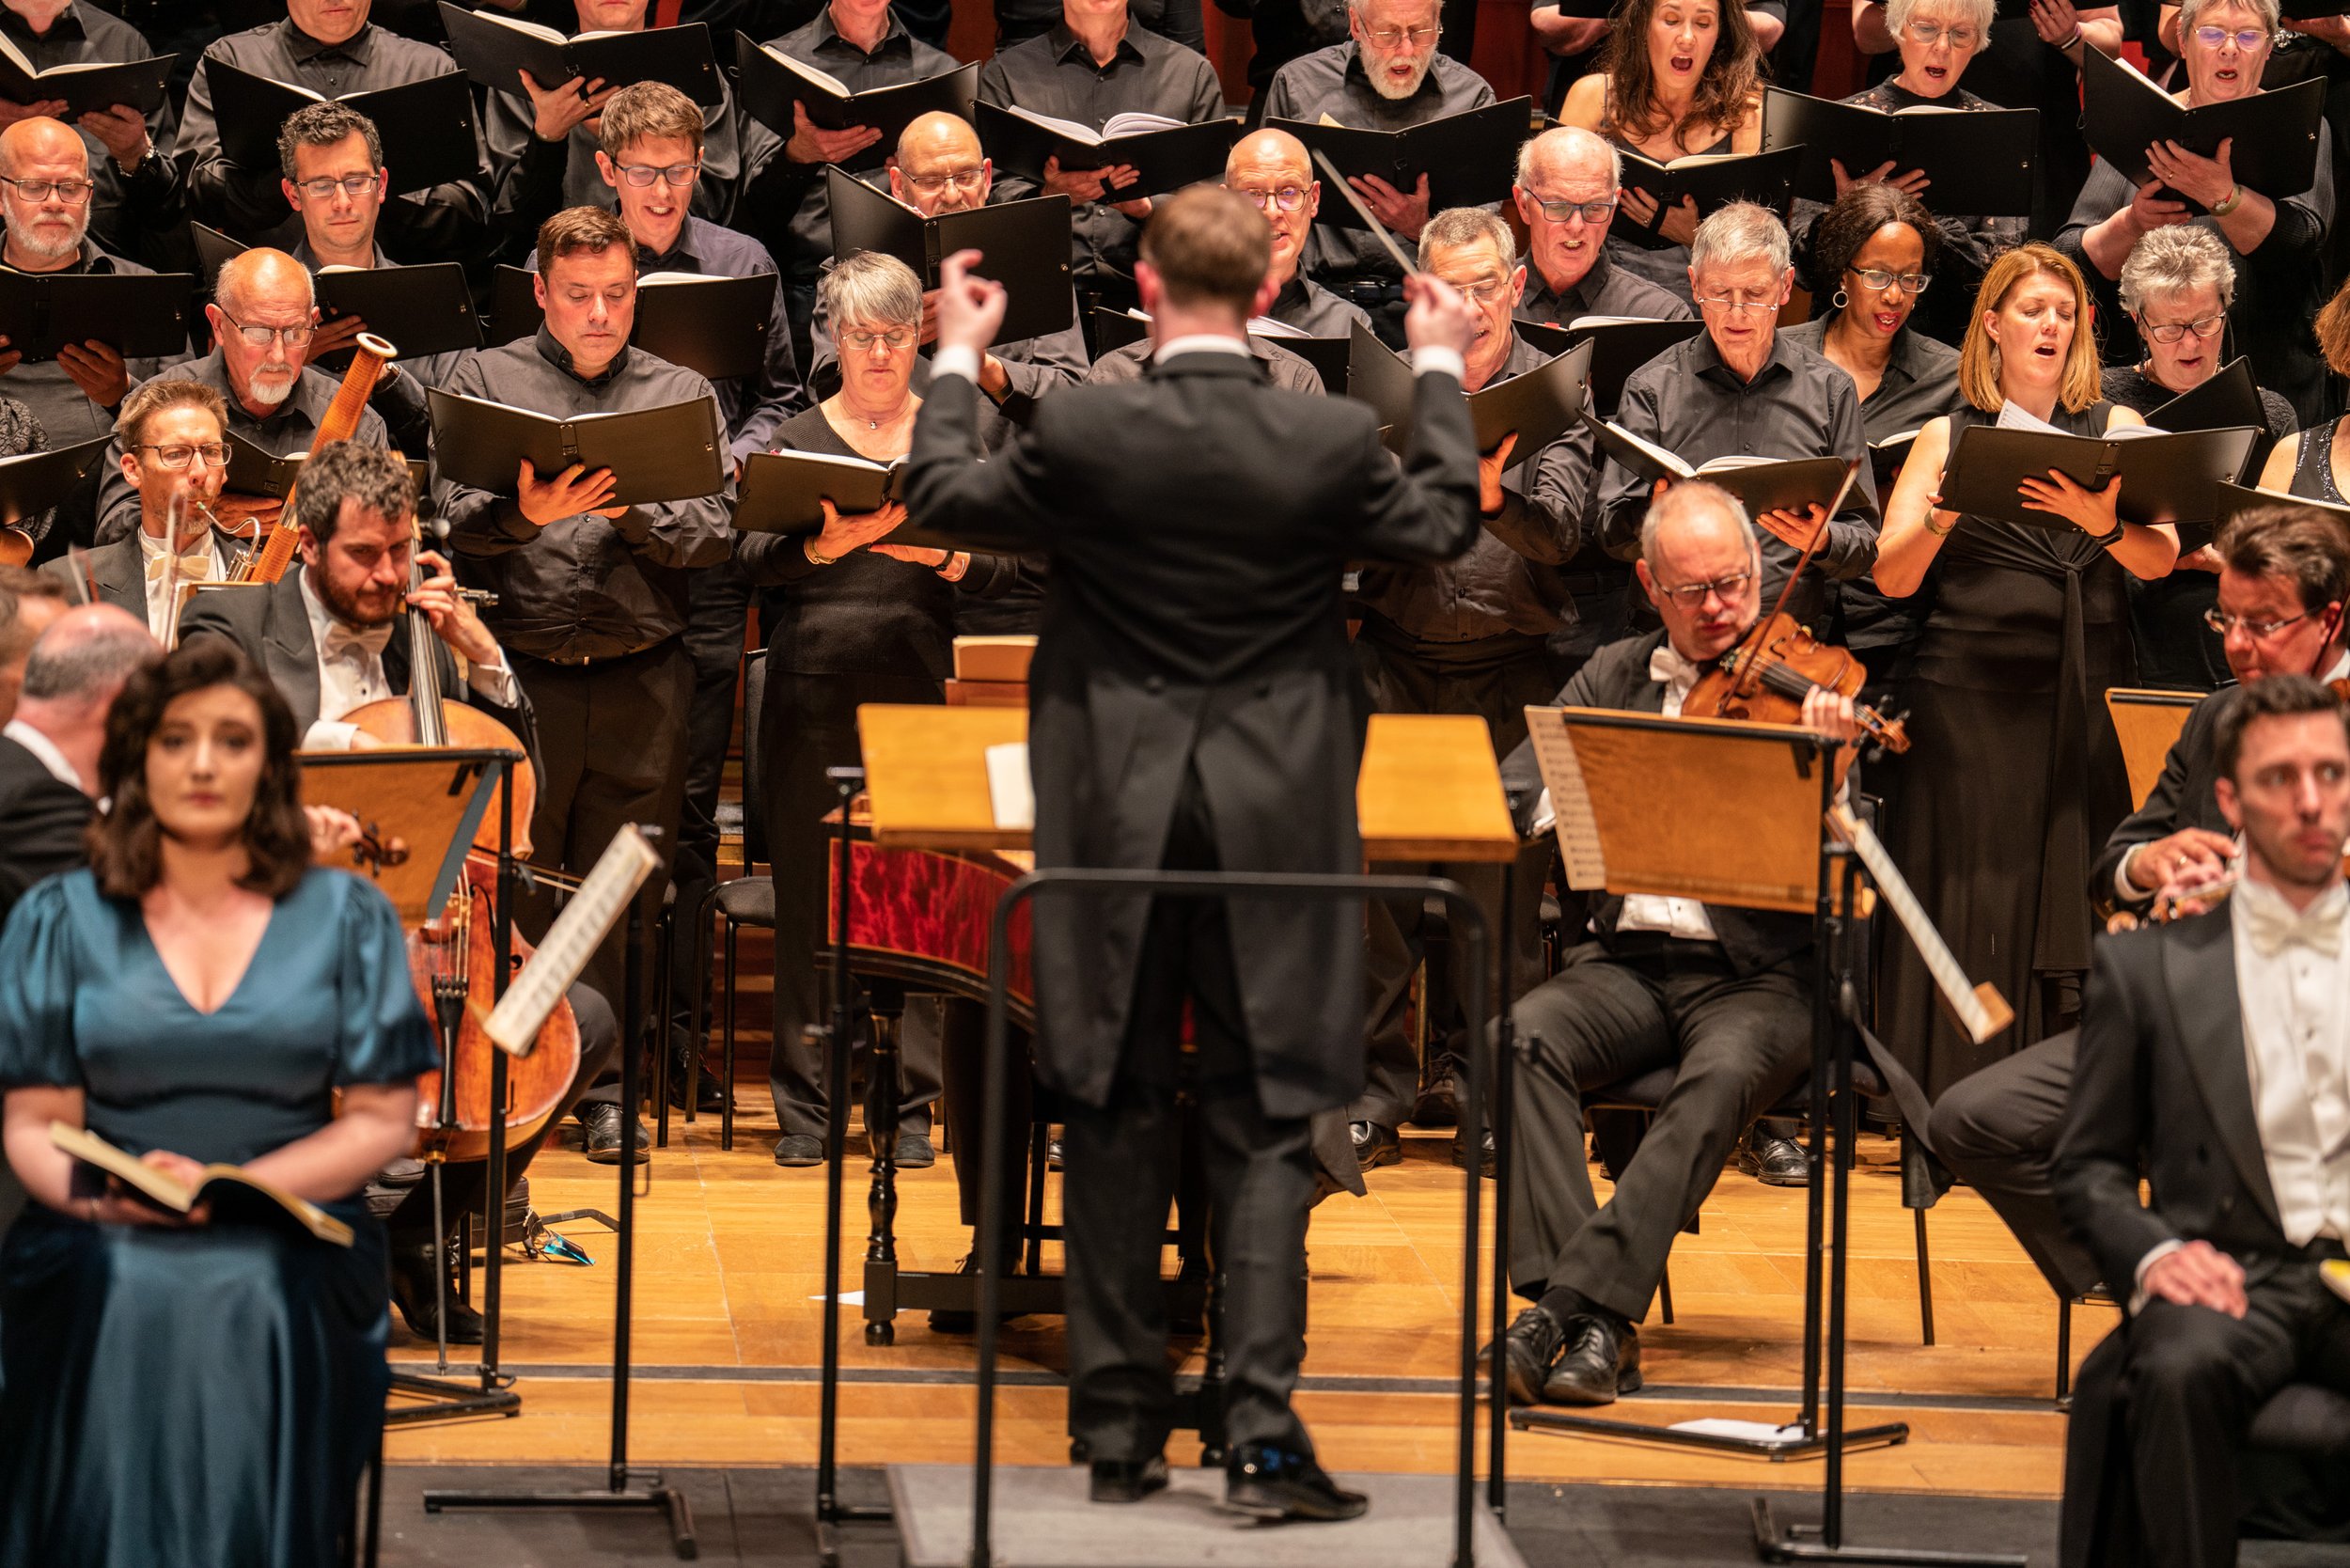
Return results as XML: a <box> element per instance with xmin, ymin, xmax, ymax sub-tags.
<box><xmin>1831</xmin><ymin>289</ymin><xmax>1849</xmax><ymax>310</ymax></box>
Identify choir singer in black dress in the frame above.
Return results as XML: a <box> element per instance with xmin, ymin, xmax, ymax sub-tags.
<box><xmin>903</xmin><ymin>186</ymin><xmax>1481</xmax><ymax>1520</ymax></box>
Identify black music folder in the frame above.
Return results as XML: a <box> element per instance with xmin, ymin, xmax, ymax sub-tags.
<box><xmin>437</xmin><ymin>3</ymin><xmax>723</xmax><ymax>106</ymax></box>
<box><xmin>313</xmin><ymin>262</ymin><xmax>484</xmax><ymax>358</ymax></box>
<box><xmin>189</xmin><ymin>221</ymin><xmax>242</xmax><ymax>290</ymax></box>
<box><xmin>1516</xmin><ymin>316</ymin><xmax>1701</xmax><ymax>415</ymax></box>
<box><xmin>735</xmin><ymin>33</ymin><xmax>976</xmax><ymax>143</ymax></box>
<box><xmin>2215</xmin><ymin>479</ymin><xmax>2350</xmax><ymax>529</ymax></box>
<box><xmin>0</xmin><ymin>40</ymin><xmax>174</xmax><ymax>118</ymax></box>
<box><xmin>1613</xmin><ymin>145</ymin><xmax>1804</xmax><ymax>251</ymax></box>
<box><xmin>2142</xmin><ymin>356</ymin><xmax>2273</xmax><ymax>479</ymax></box>
<box><xmin>0</xmin><ymin>268</ymin><xmax>193</xmax><ymax>360</ymax></box>
<box><xmin>1868</xmin><ymin>427</ymin><xmax>1926</xmax><ymax>489</ymax></box>
<box><xmin>1937</xmin><ymin>420</ymin><xmax>2261</xmax><ymax>529</ymax></box>
<box><xmin>227</xmin><ymin>430</ymin><xmax>429</xmax><ymax>500</ymax></box>
<box><xmin>1759</xmin><ymin>86</ymin><xmax>2038</xmax><ymax>215</ymax></box>
<box><xmin>827</xmin><ymin>171</ymin><xmax>1075</xmax><ymax>344</ymax></box>
<box><xmin>1349</xmin><ymin>321</ymin><xmax>1594</xmax><ymax>457</ymax></box>
<box><xmin>1586</xmin><ymin>412</ymin><xmax>1861</xmax><ymax>520</ymax></box>
<box><xmin>972</xmin><ymin>101</ymin><xmax>1239</xmax><ymax>197</ymax></box>
<box><xmin>1266</xmin><ymin>98</ymin><xmax>1531</xmax><ymax>226</ymax></box>
<box><xmin>732</xmin><ymin>448</ymin><xmax>904</xmax><ymax>534</ymax></box>
<box><xmin>428</xmin><ymin>388</ymin><xmax>726</xmax><ymax>508</ymax></box>
<box><xmin>488</xmin><ymin>265</ymin><xmax>774</xmax><ymax>382</ymax></box>
<box><xmin>2082</xmin><ymin>48</ymin><xmax>2324</xmax><ymax>208</ymax></box>
<box><xmin>0</xmin><ymin>434</ymin><xmax>110</xmax><ymax>527</ymax></box>
<box><xmin>1089</xmin><ymin>306</ymin><xmax>1351</xmax><ymax>384</ymax></box>
<box><xmin>204</xmin><ymin>60</ymin><xmax>481</xmax><ymax>196</ymax></box>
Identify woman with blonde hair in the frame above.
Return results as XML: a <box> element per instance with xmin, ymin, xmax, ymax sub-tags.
<box><xmin>1872</xmin><ymin>244</ymin><xmax>2174</xmax><ymax>1101</ymax></box>
<box><xmin>2255</xmin><ymin>274</ymin><xmax>2350</xmax><ymax>508</ymax></box>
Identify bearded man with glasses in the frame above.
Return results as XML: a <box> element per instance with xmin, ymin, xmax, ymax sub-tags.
<box><xmin>94</xmin><ymin>247</ymin><xmax>394</xmax><ymax>547</ymax></box>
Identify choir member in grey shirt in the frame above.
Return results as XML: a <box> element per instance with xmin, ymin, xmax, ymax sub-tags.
<box><xmin>180</xmin><ymin>0</ymin><xmax>489</xmax><ymax>257</ymax></box>
<box><xmin>976</xmin><ymin>0</ymin><xmax>1225</xmax><ymax>304</ymax></box>
<box><xmin>1224</xmin><ymin>126</ymin><xmax>1373</xmax><ymax>337</ymax></box>
<box><xmin>1597</xmin><ymin>203</ymin><xmax>1879</xmax><ymax>635</ymax></box>
<box><xmin>1510</xmin><ymin>127</ymin><xmax>1692</xmax><ymax>328</ymax></box>
<box><xmin>0</xmin><ymin>0</ymin><xmax>182</xmax><ymax>270</ymax></box>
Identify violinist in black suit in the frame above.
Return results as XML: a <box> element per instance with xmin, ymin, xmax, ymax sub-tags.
<box><xmin>1492</xmin><ymin>481</ymin><xmax>1862</xmax><ymax>1408</ymax></box>
<box><xmin>1930</xmin><ymin>504</ymin><xmax>2350</xmax><ymax>1302</ymax></box>
<box><xmin>904</xmin><ymin>186</ymin><xmax>1481</xmax><ymax>1520</ymax></box>
<box><xmin>2054</xmin><ymin>673</ymin><xmax>2350</xmax><ymax>1568</ymax></box>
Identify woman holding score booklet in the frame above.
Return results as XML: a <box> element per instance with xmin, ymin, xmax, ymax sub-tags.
<box><xmin>0</xmin><ymin>637</ymin><xmax>436</xmax><ymax>1568</ymax></box>
<box><xmin>1870</xmin><ymin>243</ymin><xmax>2170</xmax><ymax>1107</ymax></box>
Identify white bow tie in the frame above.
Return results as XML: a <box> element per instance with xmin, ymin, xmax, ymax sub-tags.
<box><xmin>1649</xmin><ymin>643</ymin><xmax>1711</xmax><ymax>691</ymax></box>
<box><xmin>145</xmin><ymin>544</ymin><xmax>214</xmax><ymax>585</ymax></box>
<box><xmin>320</xmin><ymin>620</ymin><xmax>394</xmax><ymax>664</ymax></box>
<box><xmin>2245</xmin><ymin>893</ymin><xmax>2344</xmax><ymax>960</ymax></box>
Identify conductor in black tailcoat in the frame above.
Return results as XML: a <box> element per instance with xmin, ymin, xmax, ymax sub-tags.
<box><xmin>902</xmin><ymin>186</ymin><xmax>1483</xmax><ymax>1520</ymax></box>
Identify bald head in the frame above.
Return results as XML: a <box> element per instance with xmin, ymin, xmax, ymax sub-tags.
<box><xmin>1637</xmin><ymin>482</ymin><xmax>1764</xmax><ymax>662</ymax></box>
<box><xmin>209</xmin><ymin>249</ymin><xmax>316</xmax><ymax>414</ymax></box>
<box><xmin>890</xmin><ymin>112</ymin><xmax>990</xmax><ymax>215</ymax></box>
<box><xmin>213</xmin><ymin>247</ymin><xmax>315</xmax><ymax>321</ymax></box>
<box><xmin>1222</xmin><ymin>128</ymin><xmax>1318</xmax><ymax>288</ymax></box>
<box><xmin>0</xmin><ymin>117</ymin><xmax>91</xmax><ymax>268</ymax></box>
<box><xmin>13</xmin><ymin>602</ymin><xmax>152</xmax><ymax>792</ymax></box>
<box><xmin>898</xmin><ymin>110</ymin><xmax>980</xmax><ymax>167</ymax></box>
<box><xmin>0</xmin><ymin>116</ymin><xmax>85</xmax><ymax>178</ymax></box>
<box><xmin>1225</xmin><ymin>127</ymin><xmax>1311</xmax><ymax>187</ymax></box>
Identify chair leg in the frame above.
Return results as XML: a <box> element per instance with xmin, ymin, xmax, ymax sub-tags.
<box><xmin>1026</xmin><ymin>1124</ymin><xmax>1049</xmax><ymax>1274</ymax></box>
<box><xmin>721</xmin><ymin>917</ymin><xmax>739</xmax><ymax>1153</ymax></box>
<box><xmin>1914</xmin><ymin>1206</ymin><xmax>1935</xmax><ymax>1347</ymax></box>
<box><xmin>1657</xmin><ymin>1260</ymin><xmax>1675</xmax><ymax>1326</ymax></box>
<box><xmin>2056</xmin><ymin>1294</ymin><xmax>2073</xmax><ymax>1404</ymax></box>
<box><xmin>683</xmin><ymin>886</ymin><xmax>713</xmax><ymax>1133</ymax></box>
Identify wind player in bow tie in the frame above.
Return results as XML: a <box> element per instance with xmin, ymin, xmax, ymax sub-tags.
<box><xmin>2053</xmin><ymin>674</ymin><xmax>2350</xmax><ymax>1568</ymax></box>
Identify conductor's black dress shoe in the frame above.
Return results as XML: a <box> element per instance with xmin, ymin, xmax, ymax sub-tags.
<box><xmin>1089</xmin><ymin>1456</ymin><xmax>1168</xmax><ymax>1503</ymax></box>
<box><xmin>1543</xmin><ymin>1310</ymin><xmax>1641</xmax><ymax>1405</ymax></box>
<box><xmin>1224</xmin><ymin>1446</ymin><xmax>1368</xmax><ymax>1521</ymax></box>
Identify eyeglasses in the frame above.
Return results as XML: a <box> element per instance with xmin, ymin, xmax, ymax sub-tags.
<box><xmin>133</xmin><ymin>442</ymin><xmax>231</xmax><ymax>471</ymax></box>
<box><xmin>841</xmin><ymin>327</ymin><xmax>916</xmax><ymax>352</ymax></box>
<box><xmin>1528</xmin><ymin>195</ymin><xmax>1619</xmax><ymax>223</ymax></box>
<box><xmin>2190</xmin><ymin>24</ymin><xmax>2270</xmax><ymax>49</ymax></box>
<box><xmin>0</xmin><ymin>175</ymin><xmax>93</xmax><ymax>205</ymax></box>
<box><xmin>1233</xmin><ymin>184</ymin><xmax>1309</xmax><ymax>212</ymax></box>
<box><xmin>2140</xmin><ymin>310</ymin><xmax>2226</xmax><ymax>344</ymax></box>
<box><xmin>2205</xmin><ymin>605</ymin><xmax>2311</xmax><ymax>638</ymax></box>
<box><xmin>1851</xmin><ymin>266</ymin><xmax>1932</xmax><ymax>295</ymax></box>
<box><xmin>1654</xmin><ymin>571</ymin><xmax>1754</xmax><ymax>608</ymax></box>
<box><xmin>1904</xmin><ymin>21</ymin><xmax>1980</xmax><ymax>48</ymax></box>
<box><xmin>291</xmin><ymin>172</ymin><xmax>380</xmax><ymax>200</ymax></box>
<box><xmin>614</xmin><ymin>161</ymin><xmax>699</xmax><ymax>188</ymax></box>
<box><xmin>1453</xmin><ymin>278</ymin><xmax>1512</xmax><ymax>306</ymax></box>
<box><xmin>1693</xmin><ymin>294</ymin><xmax>1779</xmax><ymax>315</ymax></box>
<box><xmin>905</xmin><ymin>167</ymin><xmax>986</xmax><ymax>196</ymax></box>
<box><xmin>215</xmin><ymin>309</ymin><xmax>316</xmax><ymax>349</ymax></box>
<box><xmin>1363</xmin><ymin>24</ymin><xmax>1441</xmax><ymax>47</ymax></box>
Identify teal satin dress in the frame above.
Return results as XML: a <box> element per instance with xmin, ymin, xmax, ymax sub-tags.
<box><xmin>0</xmin><ymin>867</ymin><xmax>436</xmax><ymax>1568</ymax></box>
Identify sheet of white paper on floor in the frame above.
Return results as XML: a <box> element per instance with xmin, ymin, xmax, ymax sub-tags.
<box><xmin>1668</xmin><ymin>1419</ymin><xmax>1809</xmax><ymax>1441</ymax></box>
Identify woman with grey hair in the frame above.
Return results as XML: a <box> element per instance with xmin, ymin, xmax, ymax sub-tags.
<box><xmin>2058</xmin><ymin>0</ymin><xmax>2335</xmax><ymax>422</ymax></box>
<box><xmin>733</xmin><ymin>249</ymin><xmax>1015</xmax><ymax>1172</ymax></box>
<box><xmin>2105</xmin><ymin>224</ymin><xmax>2298</xmax><ymax>688</ymax></box>
<box><xmin>1791</xmin><ymin>0</ymin><xmax>2025</xmax><ymax>347</ymax></box>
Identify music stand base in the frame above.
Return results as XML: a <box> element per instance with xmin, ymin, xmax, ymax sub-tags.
<box><xmin>1751</xmin><ymin>1500</ymin><xmax>2029</xmax><ymax>1565</ymax></box>
<box><xmin>385</xmin><ymin>1372</ymin><xmax>522</xmax><ymax>1427</ymax></box>
<box><xmin>1511</xmin><ymin>1409</ymin><xmax>1908</xmax><ymax>1461</ymax></box>
<box><xmin>423</xmin><ymin>1476</ymin><xmax>697</xmax><ymax>1559</ymax></box>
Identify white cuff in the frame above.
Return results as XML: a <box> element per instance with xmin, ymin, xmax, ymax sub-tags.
<box><xmin>467</xmin><ymin>650</ymin><xmax>521</xmax><ymax>709</ymax></box>
<box><xmin>2116</xmin><ymin>845</ymin><xmax>2148</xmax><ymax>902</ymax></box>
<box><xmin>932</xmin><ymin>345</ymin><xmax>983</xmax><ymax>384</ymax></box>
<box><xmin>2129</xmin><ymin>1238</ymin><xmax>2186</xmax><ymax>1314</ymax></box>
<box><xmin>303</xmin><ymin>719</ymin><xmax>361</xmax><ymax>751</ymax></box>
<box><xmin>1410</xmin><ymin>345</ymin><xmax>1467</xmax><ymax>383</ymax></box>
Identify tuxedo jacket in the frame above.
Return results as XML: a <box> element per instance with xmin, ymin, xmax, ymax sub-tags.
<box><xmin>0</xmin><ymin>734</ymin><xmax>93</xmax><ymax>931</ymax></box>
<box><xmin>2084</xmin><ymin>686</ymin><xmax>2234</xmax><ymax>914</ymax></box>
<box><xmin>903</xmin><ymin>350</ymin><xmax>1480</xmax><ymax>1117</ymax></box>
<box><xmin>39</xmin><ymin>525</ymin><xmax>252</xmax><ymax>622</ymax></box>
<box><xmin>176</xmin><ymin>572</ymin><xmax>539</xmax><ymax>766</ymax></box>
<box><xmin>1499</xmin><ymin>627</ymin><xmax>1815</xmax><ymax>977</ymax></box>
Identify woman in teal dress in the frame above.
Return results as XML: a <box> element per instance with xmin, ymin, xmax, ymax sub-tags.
<box><xmin>0</xmin><ymin>637</ymin><xmax>435</xmax><ymax>1568</ymax></box>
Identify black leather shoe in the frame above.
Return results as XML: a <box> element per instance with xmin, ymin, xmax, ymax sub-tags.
<box><xmin>1451</xmin><ymin>1126</ymin><xmax>1496</xmax><ymax>1178</ymax></box>
<box><xmin>1542</xmin><ymin>1311</ymin><xmax>1641</xmax><ymax>1405</ymax></box>
<box><xmin>1735</xmin><ymin>1123</ymin><xmax>1809</xmax><ymax>1187</ymax></box>
<box><xmin>1409</xmin><ymin>1088</ymin><xmax>1457</xmax><ymax>1128</ymax></box>
<box><xmin>1349</xmin><ymin>1120</ymin><xmax>1401</xmax><ymax>1170</ymax></box>
<box><xmin>888</xmin><ymin>1131</ymin><xmax>935</xmax><ymax>1168</ymax></box>
<box><xmin>578</xmin><ymin>1104</ymin><xmax>649</xmax><ymax>1166</ymax></box>
<box><xmin>666</xmin><ymin>1057</ymin><xmax>728</xmax><ymax>1113</ymax></box>
<box><xmin>1224</xmin><ymin>1446</ymin><xmax>1368</xmax><ymax>1522</ymax></box>
<box><xmin>1485</xmin><ymin>1303</ymin><xmax>1569</xmax><ymax>1406</ymax></box>
<box><xmin>1089</xmin><ymin>1455</ymin><xmax>1168</xmax><ymax>1504</ymax></box>
<box><xmin>773</xmin><ymin>1133</ymin><xmax>824</xmax><ymax>1167</ymax></box>
<box><xmin>388</xmin><ymin>1240</ymin><xmax>485</xmax><ymax>1346</ymax></box>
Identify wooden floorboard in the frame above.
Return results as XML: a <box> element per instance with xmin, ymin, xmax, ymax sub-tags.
<box><xmin>384</xmin><ymin>1085</ymin><xmax>2110</xmax><ymax>1498</ymax></box>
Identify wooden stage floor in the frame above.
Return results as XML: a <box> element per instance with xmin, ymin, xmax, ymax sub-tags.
<box><xmin>384</xmin><ymin>1086</ymin><xmax>2111</xmax><ymax>1501</ymax></box>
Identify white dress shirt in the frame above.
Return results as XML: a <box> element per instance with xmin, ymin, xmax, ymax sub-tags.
<box><xmin>134</xmin><ymin>527</ymin><xmax>226</xmax><ymax>640</ymax></box>
<box><xmin>297</xmin><ymin>571</ymin><xmax>522</xmax><ymax>750</ymax></box>
<box><xmin>3</xmin><ymin>717</ymin><xmax>81</xmax><ymax>790</ymax></box>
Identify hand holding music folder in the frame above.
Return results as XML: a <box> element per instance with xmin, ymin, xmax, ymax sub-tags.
<box><xmin>202</xmin><ymin>59</ymin><xmax>482</xmax><ymax>196</ymax></box>
<box><xmin>310</xmin><ymin>262</ymin><xmax>484</xmax><ymax>359</ymax></box>
<box><xmin>1264</xmin><ymin>99</ymin><xmax>1532</xmax><ymax>227</ymax></box>
<box><xmin>427</xmin><ymin>388</ymin><xmax>727</xmax><ymax>509</ymax></box>
<box><xmin>1613</xmin><ymin>146</ymin><xmax>1804</xmax><ymax>251</ymax></box>
<box><xmin>51</xmin><ymin>1122</ymin><xmax>355</xmax><ymax>1245</ymax></box>
<box><xmin>733</xmin><ymin>448</ymin><xmax>905</xmax><ymax>535</ymax></box>
<box><xmin>1935</xmin><ymin>420</ymin><xmax>2261</xmax><ymax>530</ymax></box>
<box><xmin>0</xmin><ymin>268</ymin><xmax>194</xmax><ymax>361</ymax></box>
<box><xmin>1759</xmin><ymin>86</ymin><xmax>2038</xmax><ymax>216</ymax></box>
<box><xmin>972</xmin><ymin>100</ymin><xmax>1239</xmax><ymax>197</ymax></box>
<box><xmin>437</xmin><ymin>3</ymin><xmax>724</xmax><ymax>105</ymax></box>
<box><xmin>1585</xmin><ymin>412</ymin><xmax>1860</xmax><ymax>522</ymax></box>
<box><xmin>1347</xmin><ymin>320</ymin><xmax>1594</xmax><ymax>457</ymax></box>
<box><xmin>489</xmin><ymin>266</ymin><xmax>776</xmax><ymax>382</ymax></box>
<box><xmin>736</xmin><ymin>34</ymin><xmax>977</xmax><ymax>144</ymax></box>
<box><xmin>1515</xmin><ymin>317</ymin><xmax>1701</xmax><ymax>416</ymax></box>
<box><xmin>0</xmin><ymin>435</ymin><xmax>112</xmax><ymax>527</ymax></box>
<box><xmin>0</xmin><ymin>39</ymin><xmax>175</xmax><ymax>119</ymax></box>
<box><xmin>826</xmin><ymin>171</ymin><xmax>1075</xmax><ymax>345</ymax></box>
<box><xmin>2081</xmin><ymin>48</ymin><xmax>2325</xmax><ymax>208</ymax></box>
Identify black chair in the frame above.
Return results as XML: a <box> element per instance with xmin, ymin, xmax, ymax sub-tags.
<box><xmin>682</xmin><ymin>650</ymin><xmax>775</xmax><ymax>1152</ymax></box>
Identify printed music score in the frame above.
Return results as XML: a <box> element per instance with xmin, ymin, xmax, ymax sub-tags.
<box><xmin>483</xmin><ymin>826</ymin><xmax>659</xmax><ymax>1057</ymax></box>
<box><xmin>1526</xmin><ymin>717</ymin><xmax>1608</xmax><ymax>889</ymax></box>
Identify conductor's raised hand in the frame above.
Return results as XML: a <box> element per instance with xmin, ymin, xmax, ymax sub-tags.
<box><xmin>1477</xmin><ymin>431</ymin><xmax>1518</xmax><ymax>514</ymax></box>
<box><xmin>811</xmin><ymin>497</ymin><xmax>908</xmax><ymax>557</ymax></box>
<box><xmin>1402</xmin><ymin>271</ymin><xmax>1473</xmax><ymax>358</ymax></box>
<box><xmin>517</xmin><ymin>458</ymin><xmax>619</xmax><ymax>525</ymax></box>
<box><xmin>934</xmin><ymin>249</ymin><xmax>1008</xmax><ymax>356</ymax></box>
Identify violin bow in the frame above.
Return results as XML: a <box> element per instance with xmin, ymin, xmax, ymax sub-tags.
<box><xmin>1732</xmin><ymin>460</ymin><xmax>1861</xmax><ymax>698</ymax></box>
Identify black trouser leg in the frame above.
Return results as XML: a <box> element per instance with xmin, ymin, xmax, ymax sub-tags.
<box><xmin>1927</xmin><ymin>1030</ymin><xmax>2103</xmax><ymax>1298</ymax></box>
<box><xmin>668</xmin><ymin>559</ymin><xmax>754</xmax><ymax>1043</ymax></box>
<box><xmin>938</xmin><ymin>996</ymin><xmax>1032</xmax><ymax>1236</ymax></box>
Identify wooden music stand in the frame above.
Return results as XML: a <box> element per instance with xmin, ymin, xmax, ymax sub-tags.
<box><xmin>297</xmin><ymin>748</ymin><xmax>500</xmax><ymax>926</ymax></box>
<box><xmin>2106</xmin><ymin>687</ymin><xmax>2202</xmax><ymax>812</ymax></box>
<box><xmin>857</xmin><ymin>704</ymin><xmax>1029</xmax><ymax>850</ymax></box>
<box><xmin>1358</xmin><ymin>712</ymin><xmax>1519</xmax><ymax>863</ymax></box>
<box><xmin>944</xmin><ymin>635</ymin><xmax>1034</xmax><ymax>709</ymax></box>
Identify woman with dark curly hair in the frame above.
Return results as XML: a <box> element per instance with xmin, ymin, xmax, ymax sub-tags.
<box><xmin>1557</xmin><ymin>0</ymin><xmax>1764</xmax><ymax>306</ymax></box>
<box><xmin>0</xmin><ymin>635</ymin><xmax>434</xmax><ymax>1568</ymax></box>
